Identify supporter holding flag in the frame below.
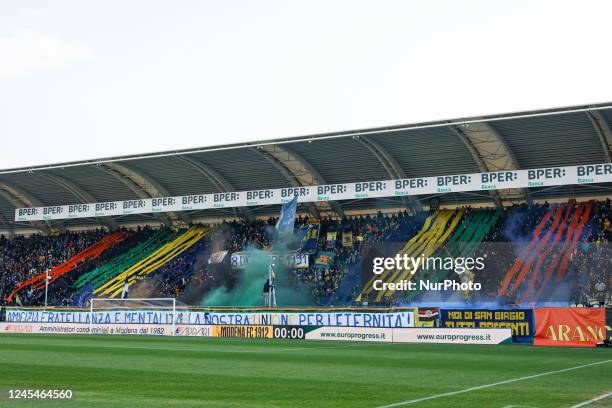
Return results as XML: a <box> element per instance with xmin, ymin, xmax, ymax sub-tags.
<box><xmin>71</xmin><ymin>283</ymin><xmax>94</xmax><ymax>307</ymax></box>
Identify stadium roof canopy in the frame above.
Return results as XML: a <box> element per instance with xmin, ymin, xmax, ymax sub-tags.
<box><xmin>1</xmin><ymin>102</ymin><xmax>612</xmax><ymax>234</ymax></box>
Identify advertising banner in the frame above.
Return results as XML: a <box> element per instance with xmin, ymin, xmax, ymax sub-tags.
<box><xmin>0</xmin><ymin>322</ymin><xmax>175</xmax><ymax>336</ymax></box>
<box><xmin>4</xmin><ymin>308</ymin><xmax>415</xmax><ymax>328</ymax></box>
<box><xmin>212</xmin><ymin>325</ymin><xmax>308</xmax><ymax>340</ymax></box>
<box><xmin>534</xmin><ymin>307</ymin><xmax>609</xmax><ymax>347</ymax></box>
<box><xmin>0</xmin><ymin>321</ymin><xmax>512</xmax><ymax>344</ymax></box>
<box><xmin>305</xmin><ymin>326</ymin><xmax>393</xmax><ymax>342</ymax></box>
<box><xmin>440</xmin><ymin>309</ymin><xmax>534</xmax><ymax>342</ymax></box>
<box><xmin>212</xmin><ymin>325</ymin><xmax>273</xmax><ymax>339</ymax></box>
<box><xmin>303</xmin><ymin>327</ymin><xmax>511</xmax><ymax>344</ymax></box>
<box><xmin>175</xmin><ymin>325</ymin><xmax>213</xmax><ymax>337</ymax></box>
<box><xmin>392</xmin><ymin>328</ymin><xmax>512</xmax><ymax>345</ymax></box>
<box><xmin>15</xmin><ymin>163</ymin><xmax>612</xmax><ymax>222</ymax></box>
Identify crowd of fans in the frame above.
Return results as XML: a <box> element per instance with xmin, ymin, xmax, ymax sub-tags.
<box><xmin>571</xmin><ymin>199</ymin><xmax>611</xmax><ymax>305</ymax></box>
<box><xmin>0</xmin><ymin>199</ymin><xmax>609</xmax><ymax>307</ymax></box>
<box><xmin>48</xmin><ymin>227</ymin><xmax>157</xmax><ymax>306</ymax></box>
<box><xmin>0</xmin><ymin>230</ymin><xmax>106</xmax><ymax>305</ymax></box>
<box><xmin>131</xmin><ymin>236</ymin><xmax>212</xmax><ymax>300</ymax></box>
<box><xmin>473</xmin><ymin>200</ymin><xmax>611</xmax><ymax>306</ymax></box>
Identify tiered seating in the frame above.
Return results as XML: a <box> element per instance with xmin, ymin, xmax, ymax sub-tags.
<box><xmin>73</xmin><ymin>228</ymin><xmax>179</xmax><ymax>291</ymax></box>
<box><xmin>531</xmin><ymin>201</ymin><xmax>592</xmax><ymax>302</ymax></box>
<box><xmin>95</xmin><ymin>226</ymin><xmax>209</xmax><ymax>298</ymax></box>
<box><xmin>497</xmin><ymin>200</ymin><xmax>594</xmax><ymax>302</ymax></box>
<box><xmin>128</xmin><ymin>236</ymin><xmax>210</xmax><ymax>298</ymax></box>
<box><xmin>498</xmin><ymin>207</ymin><xmax>555</xmax><ymax>296</ymax></box>
<box><xmin>408</xmin><ymin>208</ymin><xmax>502</xmax><ymax>299</ymax></box>
<box><xmin>1</xmin><ymin>200</ymin><xmax>608</xmax><ymax>307</ymax></box>
<box><xmin>364</xmin><ymin>209</ymin><xmax>464</xmax><ymax>301</ymax></box>
<box><xmin>5</xmin><ymin>232</ymin><xmax>127</xmax><ymax>302</ymax></box>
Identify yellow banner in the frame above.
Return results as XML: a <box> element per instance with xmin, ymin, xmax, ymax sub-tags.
<box><xmin>212</xmin><ymin>325</ymin><xmax>273</xmax><ymax>339</ymax></box>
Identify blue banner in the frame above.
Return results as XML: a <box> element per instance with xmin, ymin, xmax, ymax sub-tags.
<box><xmin>440</xmin><ymin>309</ymin><xmax>534</xmax><ymax>343</ymax></box>
<box><xmin>5</xmin><ymin>309</ymin><xmax>415</xmax><ymax>328</ymax></box>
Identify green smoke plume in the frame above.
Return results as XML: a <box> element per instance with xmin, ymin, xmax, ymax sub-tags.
<box><xmin>201</xmin><ymin>246</ymin><xmax>315</xmax><ymax>307</ymax></box>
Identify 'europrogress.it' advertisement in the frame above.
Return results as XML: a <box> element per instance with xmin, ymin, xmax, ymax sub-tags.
<box><xmin>304</xmin><ymin>327</ymin><xmax>512</xmax><ymax>345</ymax></box>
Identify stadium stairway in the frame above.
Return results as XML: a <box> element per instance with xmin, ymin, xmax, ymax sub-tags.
<box><xmin>5</xmin><ymin>231</ymin><xmax>127</xmax><ymax>303</ymax></box>
<box><xmin>73</xmin><ymin>228</ymin><xmax>179</xmax><ymax>292</ymax></box>
<box><xmin>406</xmin><ymin>207</ymin><xmax>502</xmax><ymax>301</ymax></box>
<box><xmin>94</xmin><ymin>226</ymin><xmax>210</xmax><ymax>298</ymax></box>
<box><xmin>363</xmin><ymin>208</ymin><xmax>464</xmax><ymax>302</ymax></box>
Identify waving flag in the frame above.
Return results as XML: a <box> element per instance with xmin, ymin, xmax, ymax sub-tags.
<box><xmin>276</xmin><ymin>196</ymin><xmax>298</xmax><ymax>237</ymax></box>
<box><xmin>71</xmin><ymin>283</ymin><xmax>94</xmax><ymax>307</ymax></box>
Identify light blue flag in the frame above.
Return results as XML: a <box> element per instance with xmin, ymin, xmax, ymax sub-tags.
<box><xmin>276</xmin><ymin>196</ymin><xmax>298</xmax><ymax>236</ymax></box>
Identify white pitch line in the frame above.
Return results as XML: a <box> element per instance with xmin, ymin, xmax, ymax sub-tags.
<box><xmin>376</xmin><ymin>359</ymin><xmax>612</xmax><ymax>408</ymax></box>
<box><xmin>501</xmin><ymin>405</ymin><xmax>539</xmax><ymax>408</ymax></box>
<box><xmin>569</xmin><ymin>391</ymin><xmax>612</xmax><ymax>408</ymax></box>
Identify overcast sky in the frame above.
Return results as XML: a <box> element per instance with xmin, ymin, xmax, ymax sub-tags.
<box><xmin>1</xmin><ymin>1</ymin><xmax>611</xmax><ymax>170</ymax></box>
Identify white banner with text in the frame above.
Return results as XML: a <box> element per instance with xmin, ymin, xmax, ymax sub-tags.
<box><xmin>15</xmin><ymin>163</ymin><xmax>612</xmax><ymax>221</ymax></box>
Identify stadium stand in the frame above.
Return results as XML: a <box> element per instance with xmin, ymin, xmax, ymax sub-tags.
<box><xmin>0</xmin><ymin>199</ymin><xmax>608</xmax><ymax>308</ymax></box>
<box><xmin>73</xmin><ymin>227</ymin><xmax>178</xmax><ymax>292</ymax></box>
<box><xmin>406</xmin><ymin>207</ymin><xmax>503</xmax><ymax>301</ymax></box>
<box><xmin>94</xmin><ymin>226</ymin><xmax>209</xmax><ymax>298</ymax></box>
<box><xmin>0</xmin><ymin>230</ymin><xmax>107</xmax><ymax>305</ymax></box>
<box><xmin>5</xmin><ymin>231</ymin><xmax>127</xmax><ymax>302</ymax></box>
<box><xmin>0</xmin><ymin>105</ymin><xmax>610</xmax><ymax>308</ymax></box>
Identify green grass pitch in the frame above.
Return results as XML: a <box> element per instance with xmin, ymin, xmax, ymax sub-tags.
<box><xmin>0</xmin><ymin>334</ymin><xmax>610</xmax><ymax>408</ymax></box>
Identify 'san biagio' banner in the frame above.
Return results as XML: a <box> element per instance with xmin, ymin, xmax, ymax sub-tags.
<box><xmin>440</xmin><ymin>309</ymin><xmax>534</xmax><ymax>342</ymax></box>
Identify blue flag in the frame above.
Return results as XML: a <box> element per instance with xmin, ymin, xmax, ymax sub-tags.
<box><xmin>71</xmin><ymin>282</ymin><xmax>93</xmax><ymax>307</ymax></box>
<box><xmin>276</xmin><ymin>196</ymin><xmax>298</xmax><ymax>236</ymax></box>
